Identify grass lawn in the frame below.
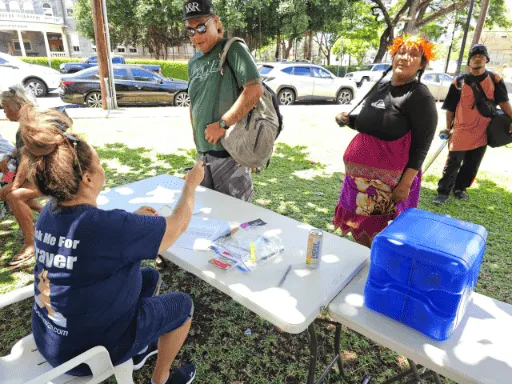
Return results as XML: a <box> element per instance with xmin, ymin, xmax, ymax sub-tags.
<box><xmin>1</xmin><ymin>142</ymin><xmax>511</xmax><ymax>384</ymax></box>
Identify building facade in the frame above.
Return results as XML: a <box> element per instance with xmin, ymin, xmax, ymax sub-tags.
<box><xmin>0</xmin><ymin>0</ymin><xmax>196</xmax><ymax>61</ymax></box>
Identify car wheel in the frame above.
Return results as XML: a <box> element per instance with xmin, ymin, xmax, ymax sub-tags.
<box><xmin>85</xmin><ymin>91</ymin><xmax>102</xmax><ymax>108</ymax></box>
<box><xmin>174</xmin><ymin>91</ymin><xmax>190</xmax><ymax>107</ymax></box>
<box><xmin>277</xmin><ymin>88</ymin><xmax>295</xmax><ymax>105</ymax></box>
<box><xmin>24</xmin><ymin>78</ymin><xmax>47</xmax><ymax>97</ymax></box>
<box><xmin>337</xmin><ymin>88</ymin><xmax>353</xmax><ymax>104</ymax></box>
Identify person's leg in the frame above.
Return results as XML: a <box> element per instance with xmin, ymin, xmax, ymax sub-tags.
<box><xmin>454</xmin><ymin>145</ymin><xmax>487</xmax><ymax>194</ymax></box>
<box><xmin>5</xmin><ymin>185</ymin><xmax>43</xmax><ymax>264</ymax></box>
<box><xmin>152</xmin><ymin>318</ymin><xmax>193</xmax><ymax>384</ymax></box>
<box><xmin>27</xmin><ymin>199</ymin><xmax>43</xmax><ymax>213</ymax></box>
<box><xmin>437</xmin><ymin>150</ymin><xmax>465</xmax><ymax>195</ymax></box>
<box><xmin>209</xmin><ymin>156</ymin><xmax>253</xmax><ymax>202</ymax></box>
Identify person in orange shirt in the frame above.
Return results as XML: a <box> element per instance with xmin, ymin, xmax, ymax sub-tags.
<box><xmin>434</xmin><ymin>44</ymin><xmax>512</xmax><ymax>205</ymax></box>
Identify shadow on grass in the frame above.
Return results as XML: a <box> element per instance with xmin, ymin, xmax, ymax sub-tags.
<box><xmin>0</xmin><ymin>142</ymin><xmax>511</xmax><ymax>384</ymax></box>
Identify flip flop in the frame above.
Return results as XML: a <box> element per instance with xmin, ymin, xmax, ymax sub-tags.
<box><xmin>8</xmin><ymin>246</ymin><xmax>35</xmax><ymax>266</ymax></box>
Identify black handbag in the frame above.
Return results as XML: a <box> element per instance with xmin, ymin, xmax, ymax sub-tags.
<box><xmin>470</xmin><ymin>78</ymin><xmax>512</xmax><ymax>148</ymax></box>
<box><xmin>487</xmin><ymin>110</ymin><xmax>512</xmax><ymax>148</ymax></box>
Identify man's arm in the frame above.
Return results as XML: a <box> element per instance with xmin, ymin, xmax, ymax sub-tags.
<box><xmin>204</xmin><ymin>81</ymin><xmax>264</xmax><ymax>145</ymax></box>
<box><xmin>446</xmin><ymin>111</ymin><xmax>455</xmax><ymax>131</ymax></box>
<box><xmin>221</xmin><ymin>81</ymin><xmax>264</xmax><ymax>126</ymax></box>
<box><xmin>189</xmin><ymin>104</ymin><xmax>193</xmax><ymax>126</ymax></box>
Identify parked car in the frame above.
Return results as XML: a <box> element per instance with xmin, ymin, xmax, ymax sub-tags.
<box><xmin>381</xmin><ymin>70</ymin><xmax>453</xmax><ymax>101</ymax></box>
<box><xmin>0</xmin><ymin>52</ymin><xmax>61</xmax><ymax>97</ymax></box>
<box><xmin>345</xmin><ymin>63</ymin><xmax>391</xmax><ymax>86</ymax></box>
<box><xmin>59</xmin><ymin>65</ymin><xmax>189</xmax><ymax>107</ymax></box>
<box><xmin>59</xmin><ymin>55</ymin><xmax>161</xmax><ymax>75</ymax></box>
<box><xmin>258</xmin><ymin>63</ymin><xmax>357</xmax><ymax>105</ymax></box>
<box><xmin>422</xmin><ymin>72</ymin><xmax>453</xmax><ymax>101</ymax></box>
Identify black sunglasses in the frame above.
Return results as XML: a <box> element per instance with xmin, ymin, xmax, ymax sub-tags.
<box><xmin>187</xmin><ymin>16</ymin><xmax>212</xmax><ymax>37</ymax></box>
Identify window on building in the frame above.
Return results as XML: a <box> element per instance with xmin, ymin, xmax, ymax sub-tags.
<box><xmin>129</xmin><ymin>48</ymin><xmax>137</xmax><ymax>53</ymax></box>
<box><xmin>23</xmin><ymin>1</ymin><xmax>34</xmax><ymax>12</ymax></box>
<box><xmin>65</xmin><ymin>0</ymin><xmax>73</xmax><ymax>15</ymax></box>
<box><xmin>13</xmin><ymin>41</ymin><xmax>32</xmax><ymax>51</ymax></box>
<box><xmin>9</xmin><ymin>1</ymin><xmax>21</xmax><ymax>11</ymax></box>
<box><xmin>92</xmin><ymin>45</ymin><xmax>96</xmax><ymax>52</ymax></box>
<box><xmin>117</xmin><ymin>47</ymin><xmax>126</xmax><ymax>53</ymax></box>
<box><xmin>42</xmin><ymin>2</ymin><xmax>53</xmax><ymax>16</ymax></box>
<box><xmin>67</xmin><ymin>8</ymin><xmax>73</xmax><ymax>15</ymax></box>
<box><xmin>71</xmin><ymin>33</ymin><xmax>80</xmax><ymax>52</ymax></box>
<box><xmin>0</xmin><ymin>2</ymin><xmax>6</xmax><ymax>10</ymax></box>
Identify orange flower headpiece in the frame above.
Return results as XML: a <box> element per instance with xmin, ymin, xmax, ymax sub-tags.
<box><xmin>388</xmin><ymin>35</ymin><xmax>437</xmax><ymax>61</ymax></box>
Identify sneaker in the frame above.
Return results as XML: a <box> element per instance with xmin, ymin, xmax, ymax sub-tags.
<box><xmin>453</xmin><ymin>190</ymin><xmax>468</xmax><ymax>201</ymax></box>
<box><xmin>133</xmin><ymin>342</ymin><xmax>158</xmax><ymax>371</ymax></box>
<box><xmin>167</xmin><ymin>364</ymin><xmax>196</xmax><ymax>384</ymax></box>
<box><xmin>433</xmin><ymin>194</ymin><xmax>449</xmax><ymax>205</ymax></box>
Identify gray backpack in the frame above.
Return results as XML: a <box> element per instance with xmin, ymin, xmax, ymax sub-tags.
<box><xmin>217</xmin><ymin>37</ymin><xmax>283</xmax><ymax>169</ymax></box>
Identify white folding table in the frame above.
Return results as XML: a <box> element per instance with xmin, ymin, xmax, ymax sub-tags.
<box><xmin>329</xmin><ymin>266</ymin><xmax>512</xmax><ymax>384</ymax></box>
<box><xmin>98</xmin><ymin>174</ymin><xmax>369</xmax><ymax>383</ymax></box>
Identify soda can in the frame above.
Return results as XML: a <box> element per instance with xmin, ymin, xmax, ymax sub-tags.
<box><xmin>306</xmin><ymin>229</ymin><xmax>323</xmax><ymax>268</ymax></box>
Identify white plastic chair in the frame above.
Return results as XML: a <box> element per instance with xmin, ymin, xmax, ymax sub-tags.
<box><xmin>0</xmin><ymin>285</ymin><xmax>135</xmax><ymax>384</ymax></box>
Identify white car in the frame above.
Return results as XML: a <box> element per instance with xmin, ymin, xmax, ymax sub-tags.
<box><xmin>258</xmin><ymin>62</ymin><xmax>357</xmax><ymax>105</ymax></box>
<box><xmin>345</xmin><ymin>63</ymin><xmax>391</xmax><ymax>86</ymax></box>
<box><xmin>422</xmin><ymin>72</ymin><xmax>453</xmax><ymax>101</ymax></box>
<box><xmin>0</xmin><ymin>52</ymin><xmax>61</xmax><ymax>97</ymax></box>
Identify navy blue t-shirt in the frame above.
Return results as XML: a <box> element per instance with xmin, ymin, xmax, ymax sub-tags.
<box><xmin>31</xmin><ymin>204</ymin><xmax>166</xmax><ymax>372</ymax></box>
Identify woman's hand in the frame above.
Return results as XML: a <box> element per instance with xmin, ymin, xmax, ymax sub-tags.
<box><xmin>184</xmin><ymin>161</ymin><xmax>205</xmax><ymax>188</ymax></box>
<box><xmin>392</xmin><ymin>183</ymin><xmax>411</xmax><ymax>203</ymax></box>
<box><xmin>135</xmin><ymin>206</ymin><xmax>157</xmax><ymax>216</ymax></box>
<box><xmin>335</xmin><ymin>112</ymin><xmax>349</xmax><ymax>127</ymax></box>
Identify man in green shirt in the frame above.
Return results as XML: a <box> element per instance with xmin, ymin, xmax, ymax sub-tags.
<box><xmin>184</xmin><ymin>0</ymin><xmax>263</xmax><ymax>201</ymax></box>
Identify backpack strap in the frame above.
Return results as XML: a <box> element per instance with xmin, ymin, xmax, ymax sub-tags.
<box><xmin>219</xmin><ymin>37</ymin><xmax>246</xmax><ymax>76</ymax></box>
<box><xmin>455</xmin><ymin>74</ymin><xmax>465</xmax><ymax>90</ymax></box>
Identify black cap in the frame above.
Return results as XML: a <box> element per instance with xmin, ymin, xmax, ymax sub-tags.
<box><xmin>468</xmin><ymin>44</ymin><xmax>490</xmax><ymax>64</ymax></box>
<box><xmin>183</xmin><ymin>0</ymin><xmax>214</xmax><ymax>21</ymax></box>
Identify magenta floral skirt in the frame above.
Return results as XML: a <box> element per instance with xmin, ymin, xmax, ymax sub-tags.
<box><xmin>333</xmin><ymin>131</ymin><xmax>421</xmax><ymax>244</ymax></box>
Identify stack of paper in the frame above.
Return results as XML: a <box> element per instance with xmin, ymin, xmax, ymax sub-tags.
<box><xmin>169</xmin><ymin>215</ymin><xmax>232</xmax><ymax>251</ymax></box>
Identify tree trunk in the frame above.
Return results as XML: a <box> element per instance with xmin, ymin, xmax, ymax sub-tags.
<box><xmin>471</xmin><ymin>0</ymin><xmax>490</xmax><ymax>46</ymax></box>
<box><xmin>284</xmin><ymin>38</ymin><xmax>294</xmax><ymax>59</ymax></box>
<box><xmin>326</xmin><ymin>47</ymin><xmax>331</xmax><ymax>65</ymax></box>
<box><xmin>374</xmin><ymin>26</ymin><xmax>394</xmax><ymax>63</ymax></box>
<box><xmin>403</xmin><ymin>0</ymin><xmax>421</xmax><ymax>34</ymax></box>
<box><xmin>275</xmin><ymin>30</ymin><xmax>281</xmax><ymax>60</ymax></box>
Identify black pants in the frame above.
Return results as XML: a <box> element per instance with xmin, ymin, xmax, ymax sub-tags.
<box><xmin>437</xmin><ymin>145</ymin><xmax>487</xmax><ymax>195</ymax></box>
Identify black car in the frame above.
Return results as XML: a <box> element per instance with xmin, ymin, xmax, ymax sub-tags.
<box><xmin>59</xmin><ymin>65</ymin><xmax>190</xmax><ymax>107</ymax></box>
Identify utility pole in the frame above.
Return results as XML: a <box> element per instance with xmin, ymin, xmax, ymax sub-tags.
<box><xmin>90</xmin><ymin>0</ymin><xmax>109</xmax><ymax>109</ymax></box>
<box><xmin>471</xmin><ymin>0</ymin><xmax>490</xmax><ymax>46</ymax></box>
<box><xmin>455</xmin><ymin>0</ymin><xmax>475</xmax><ymax>76</ymax></box>
<box><xmin>445</xmin><ymin>16</ymin><xmax>457</xmax><ymax>74</ymax></box>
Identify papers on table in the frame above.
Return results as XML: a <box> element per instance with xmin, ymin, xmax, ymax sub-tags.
<box><xmin>157</xmin><ymin>206</ymin><xmax>232</xmax><ymax>251</ymax></box>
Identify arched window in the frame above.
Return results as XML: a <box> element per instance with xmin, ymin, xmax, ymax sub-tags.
<box><xmin>42</xmin><ymin>2</ymin><xmax>53</xmax><ymax>16</ymax></box>
<box><xmin>9</xmin><ymin>0</ymin><xmax>21</xmax><ymax>12</ymax></box>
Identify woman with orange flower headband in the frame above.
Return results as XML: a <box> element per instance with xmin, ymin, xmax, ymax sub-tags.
<box><xmin>333</xmin><ymin>35</ymin><xmax>438</xmax><ymax>247</ymax></box>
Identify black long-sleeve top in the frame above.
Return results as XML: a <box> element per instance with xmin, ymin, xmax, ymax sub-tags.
<box><xmin>348</xmin><ymin>80</ymin><xmax>438</xmax><ymax>170</ymax></box>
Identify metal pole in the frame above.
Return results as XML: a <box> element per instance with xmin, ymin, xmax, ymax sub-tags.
<box><xmin>101</xmin><ymin>0</ymin><xmax>117</xmax><ymax>109</ymax></box>
<box><xmin>444</xmin><ymin>15</ymin><xmax>457</xmax><ymax>74</ymax></box>
<box><xmin>455</xmin><ymin>0</ymin><xmax>475</xmax><ymax>75</ymax></box>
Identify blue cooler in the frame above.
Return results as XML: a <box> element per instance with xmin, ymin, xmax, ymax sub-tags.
<box><xmin>364</xmin><ymin>208</ymin><xmax>487</xmax><ymax>341</ymax></box>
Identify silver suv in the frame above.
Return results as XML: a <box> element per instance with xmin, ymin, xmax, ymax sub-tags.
<box><xmin>345</xmin><ymin>63</ymin><xmax>391</xmax><ymax>87</ymax></box>
<box><xmin>258</xmin><ymin>62</ymin><xmax>357</xmax><ymax>105</ymax></box>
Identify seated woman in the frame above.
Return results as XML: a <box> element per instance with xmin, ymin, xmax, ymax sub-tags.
<box><xmin>0</xmin><ymin>85</ymin><xmax>42</xmax><ymax>265</ymax></box>
<box><xmin>334</xmin><ymin>35</ymin><xmax>438</xmax><ymax>247</ymax></box>
<box><xmin>0</xmin><ymin>85</ymin><xmax>72</xmax><ymax>266</ymax></box>
<box><xmin>20</xmin><ymin>106</ymin><xmax>203</xmax><ymax>384</ymax></box>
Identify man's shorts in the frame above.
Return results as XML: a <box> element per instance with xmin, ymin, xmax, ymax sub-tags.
<box><xmin>198</xmin><ymin>153</ymin><xmax>253</xmax><ymax>202</ymax></box>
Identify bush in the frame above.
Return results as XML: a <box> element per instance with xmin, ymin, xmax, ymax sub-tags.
<box><xmin>324</xmin><ymin>65</ymin><xmax>361</xmax><ymax>77</ymax></box>
<box><xmin>19</xmin><ymin>57</ymin><xmax>83</xmax><ymax>71</ymax></box>
<box><xmin>19</xmin><ymin>57</ymin><xmax>189</xmax><ymax>81</ymax></box>
<box><xmin>126</xmin><ymin>59</ymin><xmax>188</xmax><ymax>80</ymax></box>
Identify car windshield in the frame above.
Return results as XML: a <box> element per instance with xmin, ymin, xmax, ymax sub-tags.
<box><xmin>2</xmin><ymin>55</ymin><xmax>26</xmax><ymax>67</ymax></box>
<box><xmin>360</xmin><ymin>65</ymin><xmax>373</xmax><ymax>71</ymax></box>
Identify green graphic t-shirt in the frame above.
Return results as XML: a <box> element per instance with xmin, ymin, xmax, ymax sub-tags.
<box><xmin>188</xmin><ymin>39</ymin><xmax>261</xmax><ymax>153</ymax></box>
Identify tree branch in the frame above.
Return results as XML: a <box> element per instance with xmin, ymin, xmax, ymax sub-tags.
<box><xmin>392</xmin><ymin>0</ymin><xmax>413</xmax><ymax>25</ymax></box>
<box><xmin>370</xmin><ymin>0</ymin><xmax>394</xmax><ymax>27</ymax></box>
<box><xmin>417</xmin><ymin>1</ymin><xmax>470</xmax><ymax>27</ymax></box>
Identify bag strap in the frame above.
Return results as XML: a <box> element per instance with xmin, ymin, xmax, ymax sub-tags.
<box><xmin>347</xmin><ymin>66</ymin><xmax>392</xmax><ymax>116</ymax></box>
<box><xmin>218</xmin><ymin>37</ymin><xmax>246</xmax><ymax>75</ymax></box>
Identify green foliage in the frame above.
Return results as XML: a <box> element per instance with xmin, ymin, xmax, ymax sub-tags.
<box><xmin>19</xmin><ymin>57</ymin><xmax>83</xmax><ymax>71</ymax></box>
<box><xmin>18</xmin><ymin>57</ymin><xmax>188</xmax><ymax>80</ymax></box>
<box><xmin>125</xmin><ymin>59</ymin><xmax>188</xmax><ymax>80</ymax></box>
